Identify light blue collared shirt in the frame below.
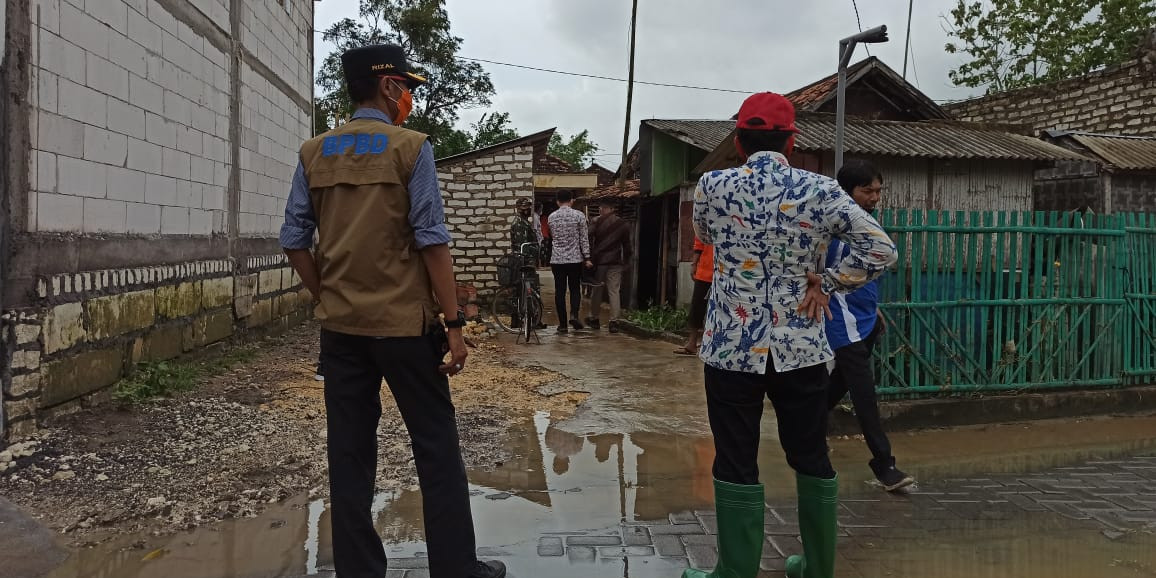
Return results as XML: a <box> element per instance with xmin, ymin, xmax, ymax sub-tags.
<box><xmin>279</xmin><ymin>108</ymin><xmax>452</xmax><ymax>250</ymax></box>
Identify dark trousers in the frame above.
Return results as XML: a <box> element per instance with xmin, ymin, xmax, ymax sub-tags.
<box><xmin>320</xmin><ymin>329</ymin><xmax>477</xmax><ymax>578</ymax></box>
<box><xmin>705</xmin><ymin>362</ymin><xmax>836</xmax><ymax>484</ymax></box>
<box><xmin>828</xmin><ymin>325</ymin><xmax>894</xmax><ymax>475</ymax></box>
<box><xmin>689</xmin><ymin>280</ymin><xmax>711</xmax><ymax>330</ymax></box>
<box><xmin>551</xmin><ymin>263</ymin><xmax>583</xmax><ymax>327</ymax></box>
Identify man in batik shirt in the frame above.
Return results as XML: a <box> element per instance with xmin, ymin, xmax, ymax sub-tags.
<box><xmin>682</xmin><ymin>93</ymin><xmax>897</xmax><ymax>578</ymax></box>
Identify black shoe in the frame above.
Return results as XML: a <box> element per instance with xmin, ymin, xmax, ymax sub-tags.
<box><xmin>586</xmin><ymin>318</ymin><xmax>601</xmax><ymax>330</ymax></box>
<box><xmin>534</xmin><ymin>322</ymin><xmax>548</xmax><ymax>330</ymax></box>
<box><xmin>570</xmin><ymin>319</ymin><xmax>585</xmax><ymax>330</ymax></box>
<box><xmin>608</xmin><ymin>321</ymin><xmax>620</xmax><ymax>334</ymax></box>
<box><xmin>876</xmin><ymin>466</ymin><xmax>915</xmax><ymax>492</ymax></box>
<box><xmin>510</xmin><ymin>321</ymin><xmax>523</xmax><ymax>329</ymax></box>
<box><xmin>468</xmin><ymin>560</ymin><xmax>507</xmax><ymax>578</ymax></box>
<box><xmin>557</xmin><ymin>325</ymin><xmax>569</xmax><ymax>334</ymax></box>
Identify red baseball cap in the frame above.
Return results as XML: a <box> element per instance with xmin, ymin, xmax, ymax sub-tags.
<box><xmin>736</xmin><ymin>92</ymin><xmax>798</xmax><ymax>133</ymax></box>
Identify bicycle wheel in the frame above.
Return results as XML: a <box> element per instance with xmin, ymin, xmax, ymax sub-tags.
<box><xmin>524</xmin><ymin>289</ymin><xmax>543</xmax><ymax>343</ymax></box>
<box><xmin>489</xmin><ymin>286</ymin><xmax>520</xmax><ymax>334</ymax></box>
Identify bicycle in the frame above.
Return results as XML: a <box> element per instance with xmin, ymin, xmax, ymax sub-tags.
<box><xmin>490</xmin><ymin>242</ymin><xmax>544</xmax><ymax>344</ymax></box>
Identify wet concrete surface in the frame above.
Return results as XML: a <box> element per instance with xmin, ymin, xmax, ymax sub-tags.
<box><xmin>39</xmin><ymin>327</ymin><xmax>1156</xmax><ymax>578</ymax></box>
<box><xmin>1</xmin><ymin>496</ymin><xmax>69</xmax><ymax>578</ymax></box>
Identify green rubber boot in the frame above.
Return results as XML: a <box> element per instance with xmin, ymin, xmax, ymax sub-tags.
<box><xmin>681</xmin><ymin>479</ymin><xmax>765</xmax><ymax>578</ymax></box>
<box><xmin>784</xmin><ymin>474</ymin><xmax>839</xmax><ymax>578</ymax></box>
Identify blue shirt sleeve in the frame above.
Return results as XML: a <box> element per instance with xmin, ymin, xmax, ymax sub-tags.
<box><xmin>279</xmin><ymin>162</ymin><xmax>316</xmax><ymax>250</ymax></box>
<box><xmin>409</xmin><ymin>140</ymin><xmax>452</xmax><ymax>249</ymax></box>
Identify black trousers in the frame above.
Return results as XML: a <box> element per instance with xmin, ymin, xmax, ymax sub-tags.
<box><xmin>689</xmin><ymin>280</ymin><xmax>712</xmax><ymax>330</ymax></box>
<box><xmin>320</xmin><ymin>329</ymin><xmax>477</xmax><ymax>578</ymax></box>
<box><xmin>828</xmin><ymin>325</ymin><xmax>895</xmax><ymax>475</ymax></box>
<box><xmin>551</xmin><ymin>263</ymin><xmax>583</xmax><ymax>327</ymax></box>
<box><xmin>705</xmin><ymin>362</ymin><xmax>836</xmax><ymax>484</ymax></box>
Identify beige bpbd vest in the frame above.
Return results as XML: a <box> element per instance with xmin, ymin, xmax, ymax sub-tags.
<box><xmin>299</xmin><ymin>118</ymin><xmax>438</xmax><ymax>337</ymax></box>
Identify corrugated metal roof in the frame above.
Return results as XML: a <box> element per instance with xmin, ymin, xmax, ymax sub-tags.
<box><xmin>792</xmin><ymin>115</ymin><xmax>1087</xmax><ymax>161</ymax></box>
<box><xmin>643</xmin><ymin>119</ymin><xmax>736</xmax><ymax>151</ymax></box>
<box><xmin>1068</xmin><ymin>133</ymin><xmax>1156</xmax><ymax>170</ymax></box>
<box><xmin>692</xmin><ymin>114</ymin><xmax>1089</xmax><ymax>173</ymax></box>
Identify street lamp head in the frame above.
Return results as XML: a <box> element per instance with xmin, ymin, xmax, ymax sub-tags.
<box><xmin>843</xmin><ymin>25</ymin><xmax>890</xmax><ymax>46</ymax></box>
<box><xmin>860</xmin><ymin>25</ymin><xmax>890</xmax><ymax>44</ymax></box>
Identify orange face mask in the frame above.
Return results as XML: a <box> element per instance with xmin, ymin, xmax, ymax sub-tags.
<box><xmin>385</xmin><ymin>78</ymin><xmax>413</xmax><ymax>125</ymax></box>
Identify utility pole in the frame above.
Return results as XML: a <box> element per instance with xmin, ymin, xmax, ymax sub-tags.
<box><xmin>618</xmin><ymin>0</ymin><xmax>639</xmax><ymax>187</ymax></box>
<box><xmin>902</xmin><ymin>0</ymin><xmax>914</xmax><ymax>79</ymax></box>
<box><xmin>836</xmin><ymin>25</ymin><xmax>889</xmax><ymax>170</ymax></box>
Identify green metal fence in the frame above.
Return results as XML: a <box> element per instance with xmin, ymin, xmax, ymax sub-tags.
<box><xmin>873</xmin><ymin>210</ymin><xmax>1156</xmax><ymax>397</ymax></box>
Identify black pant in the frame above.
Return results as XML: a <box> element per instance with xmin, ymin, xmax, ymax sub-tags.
<box><xmin>705</xmin><ymin>363</ymin><xmax>836</xmax><ymax>484</ymax></box>
<box><xmin>828</xmin><ymin>325</ymin><xmax>894</xmax><ymax>475</ymax></box>
<box><xmin>689</xmin><ymin>280</ymin><xmax>711</xmax><ymax>330</ymax></box>
<box><xmin>320</xmin><ymin>329</ymin><xmax>477</xmax><ymax>578</ymax></box>
<box><xmin>551</xmin><ymin>263</ymin><xmax>583</xmax><ymax>327</ymax></box>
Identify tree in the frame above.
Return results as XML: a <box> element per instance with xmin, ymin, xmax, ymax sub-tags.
<box><xmin>428</xmin><ymin>112</ymin><xmax>520</xmax><ymax>158</ymax></box>
<box><xmin>315</xmin><ymin>0</ymin><xmax>495</xmax><ymax>154</ymax></box>
<box><xmin>469</xmin><ymin>112</ymin><xmax>520</xmax><ymax>149</ymax></box>
<box><xmin>548</xmin><ymin>130</ymin><xmax>599</xmax><ymax>170</ymax></box>
<box><xmin>945</xmin><ymin>0</ymin><xmax>1156</xmax><ymax>92</ymax></box>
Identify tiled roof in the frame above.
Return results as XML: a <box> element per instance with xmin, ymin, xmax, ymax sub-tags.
<box><xmin>536</xmin><ymin>154</ymin><xmax>573</xmax><ymax>174</ymax></box>
<box><xmin>582</xmin><ymin>179</ymin><xmax>641</xmax><ymax>201</ymax></box>
<box><xmin>784</xmin><ymin>57</ymin><xmax>948</xmax><ymax>120</ymax></box>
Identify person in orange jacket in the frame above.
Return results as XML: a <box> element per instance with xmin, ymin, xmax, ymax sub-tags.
<box><xmin>676</xmin><ymin>239</ymin><xmax>715</xmax><ymax>356</ymax></box>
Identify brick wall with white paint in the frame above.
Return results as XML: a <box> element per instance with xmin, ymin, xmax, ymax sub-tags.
<box><xmin>436</xmin><ymin>145</ymin><xmax>536</xmax><ymax>292</ymax></box>
<box><xmin>1</xmin><ymin>0</ymin><xmax>315</xmax><ymax>440</ymax></box>
<box><xmin>29</xmin><ymin>0</ymin><xmax>234</xmax><ymax>236</ymax></box>
<box><xmin>238</xmin><ymin>61</ymin><xmax>311</xmax><ymax>237</ymax></box>
<box><xmin>25</xmin><ymin>0</ymin><xmax>311</xmax><ymax>238</ymax></box>
<box><xmin>240</xmin><ymin>0</ymin><xmax>312</xmax><ymax>106</ymax></box>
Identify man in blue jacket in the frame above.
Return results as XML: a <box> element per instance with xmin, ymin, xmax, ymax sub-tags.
<box><xmin>825</xmin><ymin>159</ymin><xmax>915</xmax><ymax>492</ymax></box>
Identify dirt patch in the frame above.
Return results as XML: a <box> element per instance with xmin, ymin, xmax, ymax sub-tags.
<box><xmin>0</xmin><ymin>322</ymin><xmax>586</xmax><ymax>547</ymax></box>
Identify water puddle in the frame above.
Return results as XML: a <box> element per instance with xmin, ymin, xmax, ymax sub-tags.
<box><xmin>46</xmin><ymin>412</ymin><xmax>1156</xmax><ymax>578</ymax></box>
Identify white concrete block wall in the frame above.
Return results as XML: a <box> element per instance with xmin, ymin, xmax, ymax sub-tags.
<box><xmin>240</xmin><ymin>0</ymin><xmax>312</xmax><ymax>106</ymax></box>
<box><xmin>29</xmin><ymin>0</ymin><xmax>233</xmax><ymax>236</ymax></box>
<box><xmin>237</xmin><ymin>61</ymin><xmax>310</xmax><ymax>238</ymax></box>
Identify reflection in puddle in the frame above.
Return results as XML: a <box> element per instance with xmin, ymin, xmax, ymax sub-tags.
<box><xmin>44</xmin><ymin>413</ymin><xmax>1156</xmax><ymax>578</ymax></box>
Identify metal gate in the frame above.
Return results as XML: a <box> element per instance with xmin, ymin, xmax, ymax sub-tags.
<box><xmin>1125</xmin><ymin>214</ymin><xmax>1156</xmax><ymax>381</ymax></box>
<box><xmin>871</xmin><ymin>210</ymin><xmax>1153</xmax><ymax>397</ymax></box>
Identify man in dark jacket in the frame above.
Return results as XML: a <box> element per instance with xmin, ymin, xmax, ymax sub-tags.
<box><xmin>586</xmin><ymin>203</ymin><xmax>632</xmax><ymax>331</ymax></box>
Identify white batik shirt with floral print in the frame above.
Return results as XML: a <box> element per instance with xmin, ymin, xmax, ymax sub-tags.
<box><xmin>693</xmin><ymin>151</ymin><xmax>898</xmax><ymax>375</ymax></box>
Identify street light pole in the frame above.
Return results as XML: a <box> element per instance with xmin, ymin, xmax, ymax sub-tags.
<box><xmin>835</xmin><ymin>25</ymin><xmax>889</xmax><ymax>171</ymax></box>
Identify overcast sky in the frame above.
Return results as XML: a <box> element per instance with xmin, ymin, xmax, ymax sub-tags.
<box><xmin>314</xmin><ymin>0</ymin><xmax>984</xmax><ymax>166</ymax></box>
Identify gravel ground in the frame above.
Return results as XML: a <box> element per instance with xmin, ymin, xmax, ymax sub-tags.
<box><xmin>0</xmin><ymin>322</ymin><xmax>587</xmax><ymax>548</ymax></box>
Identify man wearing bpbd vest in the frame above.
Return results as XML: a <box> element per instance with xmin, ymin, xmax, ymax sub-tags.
<box><xmin>280</xmin><ymin>45</ymin><xmax>506</xmax><ymax>578</ymax></box>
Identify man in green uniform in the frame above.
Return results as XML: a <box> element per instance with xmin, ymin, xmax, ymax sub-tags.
<box><xmin>509</xmin><ymin>198</ymin><xmax>544</xmax><ymax>329</ymax></box>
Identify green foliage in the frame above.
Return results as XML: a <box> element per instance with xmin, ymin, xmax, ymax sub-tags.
<box><xmin>548</xmin><ymin>130</ymin><xmax>599</xmax><ymax>170</ymax></box>
<box><xmin>315</xmin><ymin>0</ymin><xmax>495</xmax><ymax>152</ymax></box>
<box><xmin>469</xmin><ymin>112</ymin><xmax>520</xmax><ymax>149</ymax></box>
<box><xmin>435</xmin><ymin>111</ymin><xmax>521</xmax><ymax>157</ymax></box>
<box><xmin>626</xmin><ymin>304</ymin><xmax>690</xmax><ymax>333</ymax></box>
<box><xmin>945</xmin><ymin>0</ymin><xmax>1156</xmax><ymax>91</ymax></box>
<box><xmin>114</xmin><ymin>348</ymin><xmax>258</xmax><ymax>404</ymax></box>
